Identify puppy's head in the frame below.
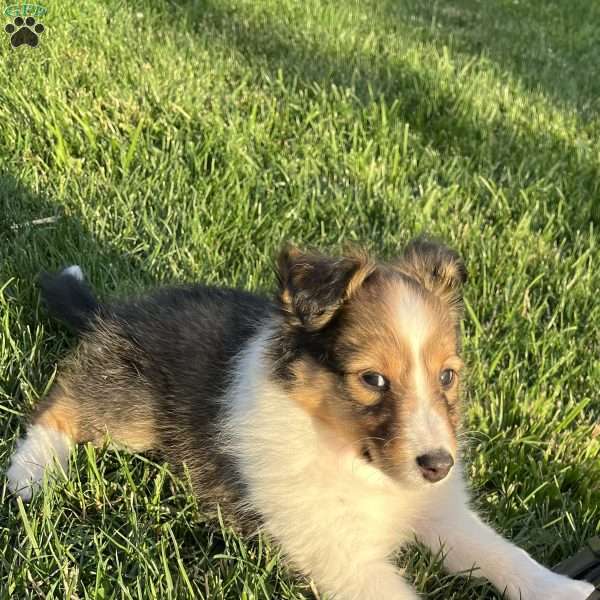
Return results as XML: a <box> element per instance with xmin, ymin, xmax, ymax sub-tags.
<box><xmin>272</xmin><ymin>238</ymin><xmax>466</xmax><ymax>487</ymax></box>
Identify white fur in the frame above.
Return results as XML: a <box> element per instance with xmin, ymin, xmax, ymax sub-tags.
<box><xmin>62</xmin><ymin>265</ymin><xmax>84</xmax><ymax>281</ymax></box>
<box><xmin>7</xmin><ymin>424</ymin><xmax>72</xmax><ymax>501</ymax></box>
<box><xmin>225</xmin><ymin>329</ymin><xmax>594</xmax><ymax>600</ymax></box>
<box><xmin>396</xmin><ymin>287</ymin><xmax>454</xmax><ymax>468</ymax></box>
<box><xmin>414</xmin><ymin>475</ymin><xmax>595</xmax><ymax>600</ymax></box>
<box><xmin>226</xmin><ymin>329</ymin><xmax>423</xmax><ymax>599</ymax></box>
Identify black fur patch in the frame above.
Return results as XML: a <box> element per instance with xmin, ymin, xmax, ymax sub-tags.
<box><xmin>276</xmin><ymin>245</ymin><xmax>374</xmax><ymax>331</ymax></box>
<box><xmin>41</xmin><ymin>277</ymin><xmax>273</xmax><ymax>529</ymax></box>
<box><xmin>39</xmin><ymin>269</ymin><xmax>100</xmax><ymax>332</ymax></box>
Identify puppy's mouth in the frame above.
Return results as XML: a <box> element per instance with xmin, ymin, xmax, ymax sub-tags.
<box><xmin>359</xmin><ymin>443</ymin><xmax>409</xmax><ymax>483</ymax></box>
<box><xmin>361</xmin><ymin>445</ymin><xmax>374</xmax><ymax>463</ymax></box>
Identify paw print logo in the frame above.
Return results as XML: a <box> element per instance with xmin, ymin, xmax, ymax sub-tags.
<box><xmin>5</xmin><ymin>15</ymin><xmax>45</xmax><ymax>48</ymax></box>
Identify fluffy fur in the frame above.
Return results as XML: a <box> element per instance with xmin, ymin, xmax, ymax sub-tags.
<box><xmin>6</xmin><ymin>241</ymin><xmax>595</xmax><ymax>600</ymax></box>
<box><xmin>6</xmin><ymin>425</ymin><xmax>71</xmax><ymax>501</ymax></box>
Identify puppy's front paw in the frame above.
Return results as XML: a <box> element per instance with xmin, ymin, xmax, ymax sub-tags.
<box><xmin>528</xmin><ymin>571</ymin><xmax>595</xmax><ymax>600</ymax></box>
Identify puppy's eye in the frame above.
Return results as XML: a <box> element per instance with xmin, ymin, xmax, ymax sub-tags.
<box><xmin>360</xmin><ymin>372</ymin><xmax>389</xmax><ymax>391</ymax></box>
<box><xmin>439</xmin><ymin>368</ymin><xmax>456</xmax><ymax>388</ymax></box>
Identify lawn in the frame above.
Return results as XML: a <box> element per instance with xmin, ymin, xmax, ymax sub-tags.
<box><xmin>1</xmin><ymin>0</ymin><xmax>599</xmax><ymax>598</ymax></box>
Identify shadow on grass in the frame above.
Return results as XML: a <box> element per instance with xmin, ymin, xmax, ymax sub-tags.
<box><xmin>385</xmin><ymin>0</ymin><xmax>600</xmax><ymax>117</ymax></box>
<box><xmin>0</xmin><ymin>174</ymin><xmax>304</xmax><ymax>600</ymax></box>
<box><xmin>0</xmin><ymin>173</ymin><xmax>153</xmax><ymax>310</ymax></box>
<box><xmin>0</xmin><ymin>172</ymin><xmax>158</xmax><ymax>416</ymax></box>
<box><xmin>160</xmin><ymin>0</ymin><xmax>599</xmax><ymax>229</ymax></box>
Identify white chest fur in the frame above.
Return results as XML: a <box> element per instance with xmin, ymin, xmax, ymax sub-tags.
<box><xmin>224</xmin><ymin>332</ymin><xmax>434</xmax><ymax>597</ymax></box>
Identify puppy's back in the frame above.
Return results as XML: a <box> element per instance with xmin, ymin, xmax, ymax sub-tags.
<box><xmin>10</xmin><ymin>272</ymin><xmax>272</xmax><ymax>520</ymax></box>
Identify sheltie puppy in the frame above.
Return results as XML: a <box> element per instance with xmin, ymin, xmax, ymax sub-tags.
<box><xmin>6</xmin><ymin>239</ymin><xmax>594</xmax><ymax>600</ymax></box>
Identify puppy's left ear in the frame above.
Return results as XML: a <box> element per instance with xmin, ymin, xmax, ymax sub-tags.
<box><xmin>277</xmin><ymin>245</ymin><xmax>375</xmax><ymax>331</ymax></box>
<box><xmin>395</xmin><ymin>237</ymin><xmax>467</xmax><ymax>306</ymax></box>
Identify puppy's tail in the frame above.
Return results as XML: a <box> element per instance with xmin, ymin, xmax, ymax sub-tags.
<box><xmin>38</xmin><ymin>265</ymin><xmax>100</xmax><ymax>334</ymax></box>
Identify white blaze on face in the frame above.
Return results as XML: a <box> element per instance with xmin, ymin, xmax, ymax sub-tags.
<box><xmin>395</xmin><ymin>285</ymin><xmax>453</xmax><ymax>459</ymax></box>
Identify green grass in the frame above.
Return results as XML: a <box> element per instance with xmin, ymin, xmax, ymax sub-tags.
<box><xmin>1</xmin><ymin>0</ymin><xmax>599</xmax><ymax>597</ymax></box>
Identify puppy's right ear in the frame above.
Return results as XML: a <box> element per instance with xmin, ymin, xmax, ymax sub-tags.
<box><xmin>276</xmin><ymin>244</ymin><xmax>374</xmax><ymax>331</ymax></box>
<box><xmin>394</xmin><ymin>237</ymin><xmax>467</xmax><ymax>307</ymax></box>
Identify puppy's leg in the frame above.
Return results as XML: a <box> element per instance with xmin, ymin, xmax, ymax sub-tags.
<box><xmin>413</xmin><ymin>472</ymin><xmax>595</xmax><ymax>600</ymax></box>
<box><xmin>8</xmin><ymin>368</ymin><xmax>159</xmax><ymax>500</ymax></box>
<box><xmin>7</xmin><ymin>383</ymin><xmax>78</xmax><ymax>500</ymax></box>
<box><xmin>327</xmin><ymin>562</ymin><xmax>418</xmax><ymax>600</ymax></box>
<box><xmin>265</xmin><ymin>514</ymin><xmax>417</xmax><ymax>600</ymax></box>
<box><xmin>309</xmin><ymin>555</ymin><xmax>417</xmax><ymax>600</ymax></box>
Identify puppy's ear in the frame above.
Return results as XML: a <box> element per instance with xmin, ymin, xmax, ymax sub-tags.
<box><xmin>277</xmin><ymin>245</ymin><xmax>375</xmax><ymax>331</ymax></box>
<box><xmin>395</xmin><ymin>237</ymin><xmax>466</xmax><ymax>305</ymax></box>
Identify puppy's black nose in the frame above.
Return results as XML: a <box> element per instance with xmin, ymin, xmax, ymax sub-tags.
<box><xmin>416</xmin><ymin>450</ymin><xmax>454</xmax><ymax>483</ymax></box>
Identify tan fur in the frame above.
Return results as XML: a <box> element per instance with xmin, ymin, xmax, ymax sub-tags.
<box><xmin>34</xmin><ymin>384</ymin><xmax>80</xmax><ymax>440</ymax></box>
<box><xmin>284</xmin><ymin>269</ymin><xmax>463</xmax><ymax>481</ymax></box>
<box><xmin>33</xmin><ymin>377</ymin><xmax>158</xmax><ymax>452</ymax></box>
<box><xmin>288</xmin><ymin>360</ymin><xmax>363</xmax><ymax>446</ymax></box>
<box><xmin>288</xmin><ymin>359</ymin><xmax>334</xmax><ymax>414</ymax></box>
<box><xmin>393</xmin><ymin>237</ymin><xmax>466</xmax><ymax>312</ymax></box>
<box><xmin>107</xmin><ymin>419</ymin><xmax>157</xmax><ymax>452</ymax></box>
